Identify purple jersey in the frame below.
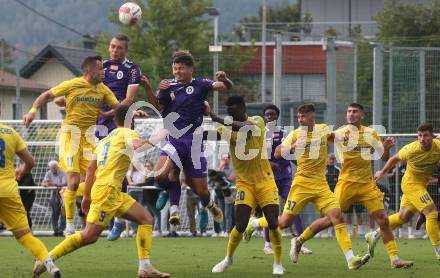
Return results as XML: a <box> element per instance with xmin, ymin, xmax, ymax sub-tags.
<box><xmin>267</xmin><ymin>128</ymin><xmax>292</xmax><ymax>180</ymax></box>
<box><xmin>96</xmin><ymin>58</ymin><xmax>141</xmax><ymax>138</ymax></box>
<box><xmin>158</xmin><ymin>78</ymin><xmax>214</xmax><ymax>137</ymax></box>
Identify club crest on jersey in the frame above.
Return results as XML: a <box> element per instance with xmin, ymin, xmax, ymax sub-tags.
<box><xmin>186</xmin><ymin>86</ymin><xmax>194</xmax><ymax>94</ymax></box>
<box><xmin>117</xmin><ymin>71</ymin><xmax>124</xmax><ymax>79</ymax></box>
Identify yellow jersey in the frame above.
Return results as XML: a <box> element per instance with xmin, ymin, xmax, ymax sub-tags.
<box><xmin>398</xmin><ymin>140</ymin><xmax>440</xmax><ymax>187</ymax></box>
<box><xmin>282</xmin><ymin>124</ymin><xmax>330</xmax><ymax>182</ymax></box>
<box><xmin>94</xmin><ymin>127</ymin><xmax>139</xmax><ymax>190</ymax></box>
<box><xmin>335</xmin><ymin>125</ymin><xmax>380</xmax><ymax>183</ymax></box>
<box><xmin>51</xmin><ymin>77</ymin><xmax>119</xmax><ymax>131</ymax></box>
<box><xmin>0</xmin><ymin>124</ymin><xmax>27</xmax><ymax>197</ymax></box>
<box><xmin>217</xmin><ymin>116</ymin><xmax>274</xmax><ymax>184</ymax></box>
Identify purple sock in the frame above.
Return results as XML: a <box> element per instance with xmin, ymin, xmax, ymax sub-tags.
<box><xmin>293</xmin><ymin>216</ymin><xmax>304</xmax><ymax>236</ymax></box>
<box><xmin>167</xmin><ymin>181</ymin><xmax>181</xmax><ymax>206</ymax></box>
<box><xmin>264</xmin><ymin>228</ymin><xmax>270</xmax><ymax>243</ymax></box>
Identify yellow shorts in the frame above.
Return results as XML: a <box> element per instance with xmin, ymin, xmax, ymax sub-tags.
<box><xmin>0</xmin><ymin>196</ymin><xmax>29</xmax><ymax>233</ymax></box>
<box><xmin>284</xmin><ymin>177</ymin><xmax>340</xmax><ymax>216</ymax></box>
<box><xmin>400</xmin><ymin>187</ymin><xmax>434</xmax><ymax>213</ymax></box>
<box><xmin>235</xmin><ymin>179</ymin><xmax>279</xmax><ymax>209</ymax></box>
<box><xmin>59</xmin><ymin>126</ymin><xmax>95</xmax><ymax>175</ymax></box>
<box><xmin>335</xmin><ymin>179</ymin><xmax>384</xmax><ymax>213</ymax></box>
<box><xmin>87</xmin><ymin>186</ymin><xmax>136</xmax><ymax>227</ymax></box>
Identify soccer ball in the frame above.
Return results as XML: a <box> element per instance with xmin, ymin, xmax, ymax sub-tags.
<box><xmin>118</xmin><ymin>2</ymin><xmax>142</xmax><ymax>26</ymax></box>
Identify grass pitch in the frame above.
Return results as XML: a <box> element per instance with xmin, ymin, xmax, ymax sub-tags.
<box><xmin>1</xmin><ymin>236</ymin><xmax>438</xmax><ymax>277</ymax></box>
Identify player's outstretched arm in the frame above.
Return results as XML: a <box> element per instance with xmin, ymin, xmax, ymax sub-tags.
<box><xmin>374</xmin><ymin>153</ymin><xmax>401</xmax><ymax>182</ymax></box>
<box><xmin>15</xmin><ymin>148</ymin><xmax>35</xmax><ymax>181</ymax></box>
<box><xmin>23</xmin><ymin>90</ymin><xmax>54</xmax><ymax>127</ymax></box>
<box><xmin>209</xmin><ymin>111</ymin><xmax>256</xmax><ymax>132</ymax></box>
<box><xmin>380</xmin><ymin>137</ymin><xmax>395</xmax><ymax>161</ymax></box>
<box><xmin>141</xmin><ymin>75</ymin><xmax>161</xmax><ymax>110</ymax></box>
<box><xmin>213</xmin><ymin>71</ymin><xmax>233</xmax><ymax>90</ymax></box>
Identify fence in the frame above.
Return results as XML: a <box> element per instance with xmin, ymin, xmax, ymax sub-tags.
<box><xmin>1</xmin><ymin>117</ymin><xmax>438</xmax><ymax>239</ymax></box>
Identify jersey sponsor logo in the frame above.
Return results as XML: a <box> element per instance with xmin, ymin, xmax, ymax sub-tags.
<box><xmin>186</xmin><ymin>86</ymin><xmax>194</xmax><ymax>94</ymax></box>
<box><xmin>110</xmin><ymin>65</ymin><xmax>119</xmax><ymax>71</ymax></box>
<box><xmin>117</xmin><ymin>71</ymin><xmax>124</xmax><ymax>80</ymax></box>
<box><xmin>130</xmin><ymin>68</ymin><xmax>138</xmax><ymax>83</ymax></box>
<box><xmin>76</xmin><ymin>96</ymin><xmax>101</xmax><ymax>103</ymax></box>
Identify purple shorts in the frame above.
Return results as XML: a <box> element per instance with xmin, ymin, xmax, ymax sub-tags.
<box><xmin>275</xmin><ymin>176</ymin><xmax>292</xmax><ymax>200</ymax></box>
<box><xmin>160</xmin><ymin>135</ymin><xmax>207</xmax><ymax>178</ymax></box>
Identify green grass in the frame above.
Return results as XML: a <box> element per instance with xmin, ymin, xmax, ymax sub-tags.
<box><xmin>1</xmin><ymin>236</ymin><xmax>439</xmax><ymax>277</ymax></box>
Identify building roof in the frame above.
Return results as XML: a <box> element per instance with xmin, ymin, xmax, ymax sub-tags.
<box><xmin>222</xmin><ymin>41</ymin><xmax>354</xmax><ymax>74</ymax></box>
<box><xmin>20</xmin><ymin>44</ymin><xmax>98</xmax><ymax>78</ymax></box>
<box><xmin>0</xmin><ymin>70</ymin><xmax>49</xmax><ymax>91</ymax></box>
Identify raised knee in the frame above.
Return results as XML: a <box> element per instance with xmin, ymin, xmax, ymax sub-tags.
<box><xmin>81</xmin><ymin>233</ymin><xmax>98</xmax><ymax>245</ymax></box>
<box><xmin>235</xmin><ymin>223</ymin><xmax>247</xmax><ymax>233</ymax></box>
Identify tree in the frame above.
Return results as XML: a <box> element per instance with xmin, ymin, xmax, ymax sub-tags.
<box><xmin>96</xmin><ymin>0</ymin><xmax>214</xmax><ymax>100</ymax></box>
<box><xmin>0</xmin><ymin>39</ymin><xmax>15</xmax><ymax>71</ymax></box>
<box><xmin>233</xmin><ymin>3</ymin><xmax>313</xmax><ymax>41</ymax></box>
<box><xmin>375</xmin><ymin>0</ymin><xmax>440</xmax><ymax>47</ymax></box>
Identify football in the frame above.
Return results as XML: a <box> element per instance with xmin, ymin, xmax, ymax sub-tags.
<box><xmin>118</xmin><ymin>2</ymin><xmax>142</xmax><ymax>26</ymax></box>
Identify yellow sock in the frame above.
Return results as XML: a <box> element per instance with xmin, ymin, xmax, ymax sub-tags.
<box><xmin>334</xmin><ymin>223</ymin><xmax>352</xmax><ymax>254</ymax></box>
<box><xmin>136</xmin><ymin>224</ymin><xmax>153</xmax><ymax>259</ymax></box>
<box><xmin>425</xmin><ymin>211</ymin><xmax>440</xmax><ymax>246</ymax></box>
<box><xmin>298</xmin><ymin>227</ymin><xmax>315</xmax><ymax>243</ymax></box>
<box><xmin>64</xmin><ymin>188</ymin><xmax>77</xmax><ymax>223</ymax></box>
<box><xmin>51</xmin><ymin>233</ymin><xmax>82</xmax><ymax>260</ymax></box>
<box><xmin>269</xmin><ymin>228</ymin><xmax>282</xmax><ymax>264</ymax></box>
<box><xmin>227</xmin><ymin>227</ymin><xmax>243</xmax><ymax>257</ymax></box>
<box><xmin>384</xmin><ymin>240</ymin><xmax>398</xmax><ymax>260</ymax></box>
<box><xmin>387</xmin><ymin>213</ymin><xmax>405</xmax><ymax>231</ymax></box>
<box><xmin>258</xmin><ymin>217</ymin><xmax>268</xmax><ymax>228</ymax></box>
<box><xmin>17</xmin><ymin>233</ymin><xmax>49</xmax><ymax>262</ymax></box>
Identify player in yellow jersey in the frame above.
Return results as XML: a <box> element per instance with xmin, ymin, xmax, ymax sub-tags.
<box><xmin>372</xmin><ymin>123</ymin><xmax>440</xmax><ymax>262</ymax></box>
<box><xmin>244</xmin><ymin>103</ymin><xmax>369</xmax><ymax>270</ymax></box>
<box><xmin>32</xmin><ymin>105</ymin><xmax>170</xmax><ymax>278</ymax></box>
<box><xmin>0</xmin><ymin>123</ymin><xmax>61</xmax><ymax>277</ymax></box>
<box><xmin>23</xmin><ymin>56</ymin><xmax>120</xmax><ymax>236</ymax></box>
<box><xmin>332</xmin><ymin>103</ymin><xmax>413</xmax><ymax>268</ymax></box>
<box><xmin>206</xmin><ymin>96</ymin><xmax>283</xmax><ymax>275</ymax></box>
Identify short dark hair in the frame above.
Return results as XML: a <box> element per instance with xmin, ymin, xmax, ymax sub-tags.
<box><xmin>226</xmin><ymin>95</ymin><xmax>246</xmax><ymax>108</ymax></box>
<box><xmin>417</xmin><ymin>123</ymin><xmax>434</xmax><ymax>134</ymax></box>
<box><xmin>114</xmin><ymin>34</ymin><xmax>129</xmax><ymax>49</ymax></box>
<box><xmin>348</xmin><ymin>103</ymin><xmax>364</xmax><ymax>111</ymax></box>
<box><xmin>172</xmin><ymin>51</ymin><xmax>194</xmax><ymax>67</ymax></box>
<box><xmin>297</xmin><ymin>103</ymin><xmax>315</xmax><ymax>114</ymax></box>
<box><xmin>81</xmin><ymin>55</ymin><xmax>102</xmax><ymax>71</ymax></box>
<box><xmin>263</xmin><ymin>104</ymin><xmax>280</xmax><ymax>116</ymax></box>
<box><xmin>115</xmin><ymin>105</ymin><xmax>131</xmax><ymax>126</ymax></box>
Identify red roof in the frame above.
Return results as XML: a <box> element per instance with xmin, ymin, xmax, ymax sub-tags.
<box><xmin>223</xmin><ymin>42</ymin><xmax>354</xmax><ymax>75</ymax></box>
<box><xmin>0</xmin><ymin>71</ymin><xmax>48</xmax><ymax>91</ymax></box>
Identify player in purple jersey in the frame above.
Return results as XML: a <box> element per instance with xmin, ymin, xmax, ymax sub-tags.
<box><xmin>153</xmin><ymin>51</ymin><xmax>233</xmax><ymax>225</ymax></box>
<box><xmin>261</xmin><ymin>104</ymin><xmax>312</xmax><ymax>255</ymax></box>
<box><xmin>96</xmin><ymin>34</ymin><xmax>143</xmax><ymax>139</ymax></box>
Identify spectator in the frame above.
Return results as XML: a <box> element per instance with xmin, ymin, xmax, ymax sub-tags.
<box><xmin>142</xmin><ymin>160</ymin><xmax>163</xmax><ymax>237</ymax></box>
<box><xmin>42</xmin><ymin>160</ymin><xmax>67</xmax><ymax>236</ymax></box>
<box><xmin>209</xmin><ymin>169</ymin><xmax>234</xmax><ymax>237</ymax></box>
<box><xmin>184</xmin><ymin>180</ymin><xmax>208</xmax><ymax>237</ymax></box>
<box><xmin>219</xmin><ymin>154</ymin><xmax>236</xmax><ymax>232</ymax></box>
<box><xmin>325</xmin><ymin>153</ymin><xmax>340</xmax><ymax>192</ymax></box>
<box><xmin>17</xmin><ymin>166</ymin><xmax>36</xmax><ymax>228</ymax></box>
